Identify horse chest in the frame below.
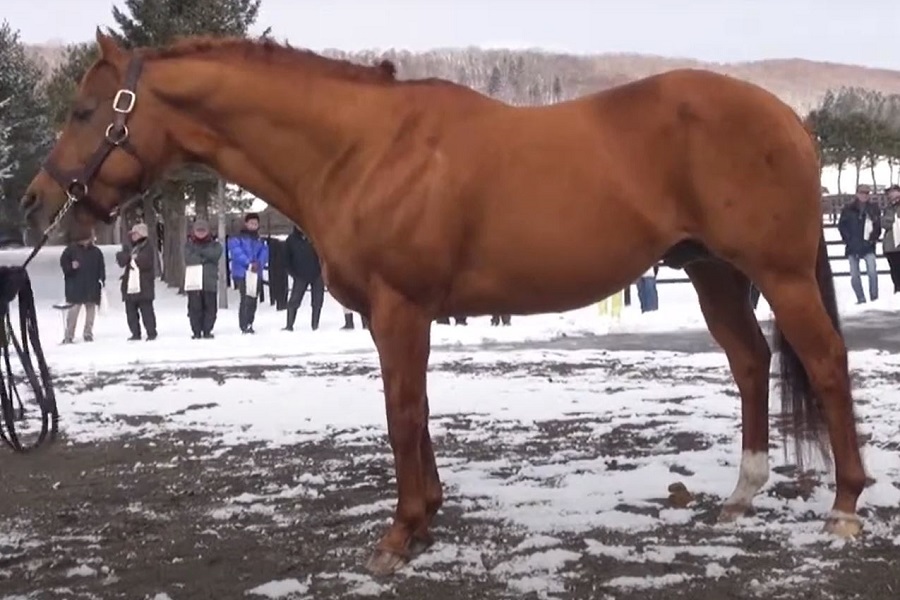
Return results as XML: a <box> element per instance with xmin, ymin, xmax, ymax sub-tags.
<box><xmin>320</xmin><ymin>259</ymin><xmax>369</xmax><ymax>314</ymax></box>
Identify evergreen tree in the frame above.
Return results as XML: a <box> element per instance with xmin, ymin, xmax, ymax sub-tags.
<box><xmin>112</xmin><ymin>0</ymin><xmax>269</xmax><ymax>47</ymax></box>
<box><xmin>0</xmin><ymin>21</ymin><xmax>51</xmax><ymax>230</ymax></box>
<box><xmin>42</xmin><ymin>42</ymin><xmax>100</xmax><ymax>129</ymax></box>
<box><xmin>0</xmin><ymin>98</ymin><xmax>14</xmax><ymax>184</ymax></box>
<box><xmin>107</xmin><ymin>0</ymin><xmax>270</xmax><ymax>288</ymax></box>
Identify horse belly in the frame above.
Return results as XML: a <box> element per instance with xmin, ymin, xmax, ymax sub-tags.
<box><xmin>449</xmin><ymin>223</ymin><xmax>657</xmax><ymax>316</ymax></box>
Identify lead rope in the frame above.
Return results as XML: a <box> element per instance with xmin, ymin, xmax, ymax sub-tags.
<box><xmin>0</xmin><ymin>267</ymin><xmax>59</xmax><ymax>452</ymax></box>
<box><xmin>0</xmin><ymin>192</ymin><xmax>82</xmax><ymax>453</ymax></box>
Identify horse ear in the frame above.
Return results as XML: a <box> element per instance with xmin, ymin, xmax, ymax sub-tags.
<box><xmin>95</xmin><ymin>27</ymin><xmax>125</xmax><ymax>64</ymax></box>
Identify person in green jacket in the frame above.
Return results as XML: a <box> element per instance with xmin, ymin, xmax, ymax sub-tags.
<box><xmin>184</xmin><ymin>219</ymin><xmax>223</xmax><ymax>339</ymax></box>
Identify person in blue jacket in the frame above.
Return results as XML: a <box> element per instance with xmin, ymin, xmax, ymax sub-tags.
<box><xmin>227</xmin><ymin>213</ymin><xmax>269</xmax><ymax>333</ymax></box>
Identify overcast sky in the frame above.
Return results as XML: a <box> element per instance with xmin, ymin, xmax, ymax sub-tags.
<box><xmin>10</xmin><ymin>0</ymin><xmax>900</xmax><ymax>70</ymax></box>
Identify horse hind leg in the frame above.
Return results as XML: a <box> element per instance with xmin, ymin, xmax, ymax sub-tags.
<box><xmin>684</xmin><ymin>260</ymin><xmax>772</xmax><ymax>522</ymax></box>
<box><xmin>762</xmin><ymin>239</ymin><xmax>866</xmax><ymax>537</ymax></box>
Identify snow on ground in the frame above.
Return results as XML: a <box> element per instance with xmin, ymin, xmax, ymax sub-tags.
<box><xmin>1</xmin><ymin>240</ymin><xmax>899</xmax><ymax>599</ymax></box>
<box><xmin>12</xmin><ymin>346</ymin><xmax>900</xmax><ymax>598</ymax></box>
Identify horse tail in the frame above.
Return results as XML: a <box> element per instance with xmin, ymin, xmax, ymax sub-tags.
<box><xmin>772</xmin><ymin>231</ymin><xmax>838</xmax><ymax>468</ymax></box>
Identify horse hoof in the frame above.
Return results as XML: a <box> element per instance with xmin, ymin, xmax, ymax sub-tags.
<box><xmin>717</xmin><ymin>503</ymin><xmax>748</xmax><ymax>524</ymax></box>
<box><xmin>365</xmin><ymin>549</ymin><xmax>408</xmax><ymax>577</ymax></box>
<box><xmin>823</xmin><ymin>512</ymin><xmax>863</xmax><ymax>539</ymax></box>
<box><xmin>410</xmin><ymin>533</ymin><xmax>434</xmax><ymax>557</ymax></box>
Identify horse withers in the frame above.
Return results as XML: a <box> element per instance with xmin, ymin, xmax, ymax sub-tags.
<box><xmin>22</xmin><ymin>29</ymin><xmax>868</xmax><ymax>575</ymax></box>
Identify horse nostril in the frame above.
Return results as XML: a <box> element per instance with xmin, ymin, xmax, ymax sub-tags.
<box><xmin>20</xmin><ymin>193</ymin><xmax>40</xmax><ymax>219</ymax></box>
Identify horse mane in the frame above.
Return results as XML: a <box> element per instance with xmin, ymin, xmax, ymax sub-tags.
<box><xmin>137</xmin><ymin>36</ymin><xmax>444</xmax><ymax>88</ymax></box>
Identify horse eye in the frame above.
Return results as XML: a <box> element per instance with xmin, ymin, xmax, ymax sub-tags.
<box><xmin>71</xmin><ymin>107</ymin><xmax>94</xmax><ymax>122</ymax></box>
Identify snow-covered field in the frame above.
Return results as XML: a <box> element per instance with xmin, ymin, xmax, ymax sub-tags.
<box><xmin>1</xmin><ymin>241</ymin><xmax>899</xmax><ymax>600</ymax></box>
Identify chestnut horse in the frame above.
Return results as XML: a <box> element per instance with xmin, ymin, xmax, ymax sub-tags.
<box><xmin>23</xmin><ymin>30</ymin><xmax>867</xmax><ymax>575</ymax></box>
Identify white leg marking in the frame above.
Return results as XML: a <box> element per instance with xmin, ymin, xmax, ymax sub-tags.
<box><xmin>827</xmin><ymin>509</ymin><xmax>861</xmax><ymax>524</ymax></box>
<box><xmin>724</xmin><ymin>450</ymin><xmax>769</xmax><ymax>508</ymax></box>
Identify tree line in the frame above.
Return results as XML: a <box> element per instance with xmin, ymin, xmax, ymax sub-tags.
<box><xmin>806</xmin><ymin>87</ymin><xmax>900</xmax><ymax>192</ymax></box>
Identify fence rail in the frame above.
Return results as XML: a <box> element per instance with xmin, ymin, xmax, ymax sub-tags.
<box><xmin>656</xmin><ymin>222</ymin><xmax>890</xmax><ymax>285</ymax></box>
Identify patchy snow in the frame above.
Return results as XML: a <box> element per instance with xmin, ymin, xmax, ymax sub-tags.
<box><xmin>2</xmin><ymin>237</ymin><xmax>900</xmax><ymax>599</ymax></box>
<box><xmin>246</xmin><ymin>578</ymin><xmax>311</xmax><ymax>598</ymax></box>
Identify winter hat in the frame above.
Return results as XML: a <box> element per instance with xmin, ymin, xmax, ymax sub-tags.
<box><xmin>244</xmin><ymin>213</ymin><xmax>260</xmax><ymax>223</ymax></box>
<box><xmin>131</xmin><ymin>223</ymin><xmax>148</xmax><ymax>237</ymax></box>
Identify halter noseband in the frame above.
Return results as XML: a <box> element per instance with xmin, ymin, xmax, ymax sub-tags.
<box><xmin>41</xmin><ymin>56</ymin><xmax>147</xmax><ymax>225</ymax></box>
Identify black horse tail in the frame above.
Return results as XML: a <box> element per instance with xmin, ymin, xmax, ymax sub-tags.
<box><xmin>772</xmin><ymin>232</ymin><xmax>840</xmax><ymax>469</ymax></box>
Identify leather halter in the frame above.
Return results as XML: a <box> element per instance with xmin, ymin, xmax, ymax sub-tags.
<box><xmin>41</xmin><ymin>57</ymin><xmax>146</xmax><ymax>224</ymax></box>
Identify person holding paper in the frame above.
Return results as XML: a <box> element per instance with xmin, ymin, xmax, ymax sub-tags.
<box><xmin>115</xmin><ymin>223</ymin><xmax>158</xmax><ymax>341</ymax></box>
<box><xmin>227</xmin><ymin>212</ymin><xmax>269</xmax><ymax>334</ymax></box>
<box><xmin>838</xmin><ymin>184</ymin><xmax>881</xmax><ymax>304</ymax></box>
<box><xmin>184</xmin><ymin>219</ymin><xmax>223</xmax><ymax>339</ymax></box>
<box><xmin>59</xmin><ymin>231</ymin><xmax>106</xmax><ymax>344</ymax></box>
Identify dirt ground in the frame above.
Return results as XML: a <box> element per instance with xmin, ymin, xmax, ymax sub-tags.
<box><xmin>2</xmin><ymin>358</ymin><xmax>900</xmax><ymax>600</ymax></box>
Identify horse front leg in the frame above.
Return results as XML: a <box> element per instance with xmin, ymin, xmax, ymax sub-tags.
<box><xmin>364</xmin><ymin>286</ymin><xmax>434</xmax><ymax>576</ymax></box>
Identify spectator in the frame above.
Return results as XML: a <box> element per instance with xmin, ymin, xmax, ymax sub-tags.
<box><xmin>750</xmin><ymin>284</ymin><xmax>761</xmax><ymax>309</ymax></box>
<box><xmin>436</xmin><ymin>316</ymin><xmax>467</xmax><ymax>325</ymax></box>
<box><xmin>341</xmin><ymin>306</ymin><xmax>369</xmax><ymax>330</ymax></box>
<box><xmin>880</xmin><ymin>185</ymin><xmax>900</xmax><ymax>293</ymax></box>
<box><xmin>184</xmin><ymin>219</ymin><xmax>223</xmax><ymax>339</ymax></box>
<box><xmin>59</xmin><ymin>231</ymin><xmax>105</xmax><ymax>344</ymax></box>
<box><xmin>636</xmin><ymin>266</ymin><xmax>659</xmax><ymax>313</ymax></box>
<box><xmin>490</xmin><ymin>314</ymin><xmax>511</xmax><ymax>326</ymax></box>
<box><xmin>284</xmin><ymin>226</ymin><xmax>324</xmax><ymax>331</ymax></box>
<box><xmin>838</xmin><ymin>184</ymin><xmax>881</xmax><ymax>304</ymax></box>
<box><xmin>227</xmin><ymin>213</ymin><xmax>269</xmax><ymax>333</ymax></box>
<box><xmin>115</xmin><ymin>223</ymin><xmax>157</xmax><ymax>341</ymax></box>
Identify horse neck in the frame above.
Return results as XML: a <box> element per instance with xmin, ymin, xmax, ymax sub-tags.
<box><xmin>146</xmin><ymin>57</ymin><xmax>393</xmax><ymax>230</ymax></box>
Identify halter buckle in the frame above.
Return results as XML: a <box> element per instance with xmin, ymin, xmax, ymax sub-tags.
<box><xmin>113</xmin><ymin>89</ymin><xmax>136</xmax><ymax>114</ymax></box>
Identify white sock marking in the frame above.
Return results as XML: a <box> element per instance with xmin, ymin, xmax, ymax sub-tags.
<box><xmin>724</xmin><ymin>450</ymin><xmax>769</xmax><ymax>508</ymax></box>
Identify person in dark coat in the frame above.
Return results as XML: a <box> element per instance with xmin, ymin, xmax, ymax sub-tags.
<box><xmin>115</xmin><ymin>223</ymin><xmax>158</xmax><ymax>341</ymax></box>
<box><xmin>60</xmin><ymin>232</ymin><xmax>106</xmax><ymax>344</ymax></box>
<box><xmin>184</xmin><ymin>219</ymin><xmax>223</xmax><ymax>339</ymax></box>
<box><xmin>226</xmin><ymin>213</ymin><xmax>269</xmax><ymax>333</ymax></box>
<box><xmin>838</xmin><ymin>184</ymin><xmax>881</xmax><ymax>304</ymax></box>
<box><xmin>341</xmin><ymin>305</ymin><xmax>369</xmax><ymax>330</ymax></box>
<box><xmin>284</xmin><ymin>226</ymin><xmax>324</xmax><ymax>331</ymax></box>
<box><xmin>266</xmin><ymin>238</ymin><xmax>289</xmax><ymax>310</ymax></box>
<box><xmin>880</xmin><ymin>185</ymin><xmax>900</xmax><ymax>293</ymax></box>
<box><xmin>490</xmin><ymin>314</ymin><xmax>512</xmax><ymax>326</ymax></box>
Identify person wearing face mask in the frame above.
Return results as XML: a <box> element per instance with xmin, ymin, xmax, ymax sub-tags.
<box><xmin>184</xmin><ymin>219</ymin><xmax>223</xmax><ymax>339</ymax></box>
<box><xmin>880</xmin><ymin>185</ymin><xmax>900</xmax><ymax>293</ymax></box>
